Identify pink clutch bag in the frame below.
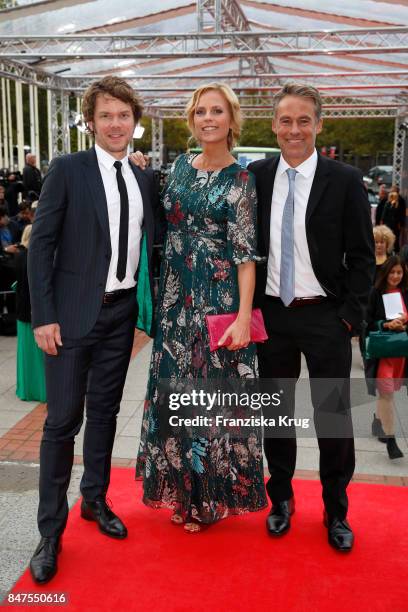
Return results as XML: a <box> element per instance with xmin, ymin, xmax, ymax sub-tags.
<box><xmin>205</xmin><ymin>308</ymin><xmax>268</xmax><ymax>352</ymax></box>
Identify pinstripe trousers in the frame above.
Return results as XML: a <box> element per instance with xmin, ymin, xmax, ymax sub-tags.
<box><xmin>37</xmin><ymin>292</ymin><xmax>136</xmax><ymax>537</ymax></box>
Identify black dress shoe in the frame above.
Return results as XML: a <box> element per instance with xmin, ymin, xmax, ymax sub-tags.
<box><xmin>323</xmin><ymin>512</ymin><xmax>354</xmax><ymax>552</ymax></box>
<box><xmin>266</xmin><ymin>498</ymin><xmax>295</xmax><ymax>536</ymax></box>
<box><xmin>30</xmin><ymin>536</ymin><xmax>62</xmax><ymax>584</ymax></box>
<box><xmin>81</xmin><ymin>497</ymin><xmax>127</xmax><ymax>539</ymax></box>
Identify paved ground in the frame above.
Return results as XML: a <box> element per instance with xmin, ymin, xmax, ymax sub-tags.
<box><xmin>0</xmin><ymin>332</ymin><xmax>407</xmax><ymax>601</ymax></box>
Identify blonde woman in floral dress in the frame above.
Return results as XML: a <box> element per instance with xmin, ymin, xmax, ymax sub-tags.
<box><xmin>135</xmin><ymin>83</ymin><xmax>267</xmax><ymax>532</ymax></box>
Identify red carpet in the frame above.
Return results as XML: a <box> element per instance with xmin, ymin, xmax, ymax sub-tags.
<box><xmin>9</xmin><ymin>469</ymin><xmax>408</xmax><ymax>612</ymax></box>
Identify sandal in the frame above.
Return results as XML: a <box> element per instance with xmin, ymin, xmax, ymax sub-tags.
<box><xmin>170</xmin><ymin>512</ymin><xmax>184</xmax><ymax>525</ymax></box>
<box><xmin>184</xmin><ymin>519</ymin><xmax>209</xmax><ymax>534</ymax></box>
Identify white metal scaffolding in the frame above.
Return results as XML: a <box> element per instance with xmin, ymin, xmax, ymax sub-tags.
<box><xmin>151</xmin><ymin>117</ymin><xmax>164</xmax><ymax>170</ymax></box>
<box><xmin>49</xmin><ymin>90</ymin><xmax>70</xmax><ymax>158</ymax></box>
<box><xmin>15</xmin><ymin>80</ymin><xmax>24</xmax><ymax>170</ymax></box>
<box><xmin>1</xmin><ymin>78</ymin><xmax>8</xmax><ymax>169</ymax></box>
<box><xmin>29</xmin><ymin>84</ymin><xmax>40</xmax><ymax>157</ymax></box>
<box><xmin>0</xmin><ymin>4</ymin><xmax>406</xmax><ymax>178</ymax></box>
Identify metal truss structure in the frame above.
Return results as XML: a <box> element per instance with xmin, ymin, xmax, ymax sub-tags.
<box><xmin>393</xmin><ymin>118</ymin><xmax>408</xmax><ymax>188</ymax></box>
<box><xmin>1</xmin><ymin>27</ymin><xmax>408</xmax><ymax>61</ymax></box>
<box><xmin>151</xmin><ymin>117</ymin><xmax>164</xmax><ymax>170</ymax></box>
<box><xmin>0</xmin><ymin>1</ymin><xmax>407</xmax><ymax>178</ymax></box>
<box><xmin>143</xmin><ymin>107</ymin><xmax>405</xmax><ymax>119</ymax></box>
<box><xmin>49</xmin><ymin>90</ymin><xmax>71</xmax><ymax>158</ymax></box>
<box><xmin>197</xmin><ymin>0</ymin><xmax>276</xmax><ymax>81</ymax></box>
<box><xmin>2</xmin><ymin>60</ymin><xmax>408</xmax><ymax>97</ymax></box>
<box><xmin>0</xmin><ymin>59</ymin><xmax>67</xmax><ymax>90</ymax></box>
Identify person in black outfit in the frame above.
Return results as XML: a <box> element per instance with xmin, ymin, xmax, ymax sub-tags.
<box><xmin>15</xmin><ymin>227</ymin><xmax>32</xmax><ymax>322</ymax></box>
<box><xmin>28</xmin><ymin>77</ymin><xmax>161</xmax><ymax>584</ymax></box>
<box><xmin>23</xmin><ymin>154</ymin><xmax>42</xmax><ymax>201</ymax></box>
<box><xmin>400</xmin><ymin>244</ymin><xmax>408</xmax><ymax>272</ymax></box>
<box><xmin>5</xmin><ymin>174</ymin><xmax>24</xmax><ymax>218</ymax></box>
<box><xmin>0</xmin><ymin>205</ymin><xmax>22</xmax><ymax>316</ymax></box>
<box><xmin>373</xmin><ymin>224</ymin><xmax>395</xmax><ymax>280</ymax></box>
<box><xmin>376</xmin><ymin>185</ymin><xmax>406</xmax><ymax>252</ymax></box>
<box><xmin>10</xmin><ymin>202</ymin><xmax>34</xmax><ymax>239</ymax></box>
<box><xmin>249</xmin><ymin>83</ymin><xmax>375</xmax><ymax>552</ymax></box>
<box><xmin>0</xmin><ymin>184</ymin><xmax>7</xmax><ymax>210</ymax></box>
<box><xmin>358</xmin><ymin>224</ymin><xmax>396</xmax><ymax>366</ymax></box>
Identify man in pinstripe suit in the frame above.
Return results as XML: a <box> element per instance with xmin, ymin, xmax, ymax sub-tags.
<box><xmin>28</xmin><ymin>77</ymin><xmax>160</xmax><ymax>584</ymax></box>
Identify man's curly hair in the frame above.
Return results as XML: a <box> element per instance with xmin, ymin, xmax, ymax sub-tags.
<box><xmin>82</xmin><ymin>76</ymin><xmax>143</xmax><ymax>135</ymax></box>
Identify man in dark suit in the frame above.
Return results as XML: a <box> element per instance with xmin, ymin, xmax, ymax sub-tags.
<box><xmin>28</xmin><ymin>76</ymin><xmax>160</xmax><ymax>583</ymax></box>
<box><xmin>249</xmin><ymin>83</ymin><xmax>375</xmax><ymax>552</ymax></box>
<box><xmin>23</xmin><ymin>154</ymin><xmax>42</xmax><ymax>201</ymax></box>
<box><xmin>5</xmin><ymin>173</ymin><xmax>24</xmax><ymax>218</ymax></box>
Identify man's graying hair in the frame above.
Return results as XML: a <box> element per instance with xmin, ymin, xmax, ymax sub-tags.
<box><xmin>273</xmin><ymin>83</ymin><xmax>323</xmax><ymax>120</ymax></box>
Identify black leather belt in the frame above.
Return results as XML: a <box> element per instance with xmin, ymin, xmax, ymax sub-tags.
<box><xmin>102</xmin><ymin>287</ymin><xmax>135</xmax><ymax>305</ymax></box>
<box><xmin>266</xmin><ymin>296</ymin><xmax>327</xmax><ymax>307</ymax></box>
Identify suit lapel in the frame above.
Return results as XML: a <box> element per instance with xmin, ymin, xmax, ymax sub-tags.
<box><xmin>261</xmin><ymin>156</ymin><xmax>279</xmax><ymax>253</ymax></box>
<box><xmin>305</xmin><ymin>153</ymin><xmax>330</xmax><ymax>225</ymax></box>
<box><xmin>82</xmin><ymin>147</ymin><xmax>111</xmax><ymax>249</ymax></box>
<box><xmin>81</xmin><ymin>149</ymin><xmax>153</xmax><ymax>258</ymax></box>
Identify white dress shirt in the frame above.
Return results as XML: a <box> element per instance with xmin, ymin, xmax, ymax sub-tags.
<box><xmin>266</xmin><ymin>149</ymin><xmax>326</xmax><ymax>298</ymax></box>
<box><xmin>95</xmin><ymin>144</ymin><xmax>144</xmax><ymax>292</ymax></box>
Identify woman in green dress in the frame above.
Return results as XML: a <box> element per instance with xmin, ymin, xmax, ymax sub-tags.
<box><xmin>135</xmin><ymin>83</ymin><xmax>267</xmax><ymax>532</ymax></box>
<box><xmin>15</xmin><ymin>223</ymin><xmax>46</xmax><ymax>402</ymax></box>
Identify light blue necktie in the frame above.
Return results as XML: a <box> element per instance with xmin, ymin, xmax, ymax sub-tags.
<box><xmin>279</xmin><ymin>168</ymin><xmax>297</xmax><ymax>307</ymax></box>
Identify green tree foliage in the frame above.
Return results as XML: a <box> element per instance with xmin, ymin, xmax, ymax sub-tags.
<box><xmin>316</xmin><ymin>118</ymin><xmax>394</xmax><ymax>157</ymax></box>
<box><xmin>135</xmin><ymin>117</ymin><xmax>190</xmax><ymax>154</ymax></box>
<box><xmin>134</xmin><ymin>114</ymin><xmax>394</xmax><ymax>158</ymax></box>
<box><xmin>239</xmin><ymin>116</ymin><xmax>394</xmax><ymax>157</ymax></box>
<box><xmin>163</xmin><ymin>118</ymin><xmax>190</xmax><ymax>152</ymax></box>
<box><xmin>240</xmin><ymin>118</ymin><xmax>277</xmax><ymax>147</ymax></box>
<box><xmin>135</xmin><ymin>116</ymin><xmax>152</xmax><ymax>152</ymax></box>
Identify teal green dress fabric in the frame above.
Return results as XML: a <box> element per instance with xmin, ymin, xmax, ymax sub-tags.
<box><xmin>136</xmin><ymin>233</ymin><xmax>153</xmax><ymax>335</ymax></box>
<box><xmin>16</xmin><ymin>320</ymin><xmax>47</xmax><ymax>402</ymax></box>
<box><xmin>136</xmin><ymin>154</ymin><xmax>267</xmax><ymax>523</ymax></box>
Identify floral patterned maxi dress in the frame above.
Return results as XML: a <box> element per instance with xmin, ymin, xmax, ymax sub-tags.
<box><xmin>136</xmin><ymin>154</ymin><xmax>267</xmax><ymax>523</ymax></box>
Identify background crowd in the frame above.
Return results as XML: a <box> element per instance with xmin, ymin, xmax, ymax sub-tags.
<box><xmin>0</xmin><ymin>147</ymin><xmax>407</xmax><ymax>460</ymax></box>
<box><xmin>0</xmin><ymin>154</ymin><xmax>45</xmax><ymax>398</ymax></box>
<box><xmin>365</xmin><ymin>184</ymin><xmax>408</xmax><ymax>460</ymax></box>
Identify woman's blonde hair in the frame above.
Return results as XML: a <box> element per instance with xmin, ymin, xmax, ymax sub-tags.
<box><xmin>185</xmin><ymin>82</ymin><xmax>241</xmax><ymax>150</ymax></box>
<box><xmin>21</xmin><ymin>224</ymin><xmax>32</xmax><ymax>249</ymax></box>
<box><xmin>373</xmin><ymin>224</ymin><xmax>395</xmax><ymax>254</ymax></box>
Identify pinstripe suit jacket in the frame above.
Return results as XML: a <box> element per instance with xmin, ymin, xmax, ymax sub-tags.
<box><xmin>28</xmin><ymin>146</ymin><xmax>159</xmax><ymax>339</ymax></box>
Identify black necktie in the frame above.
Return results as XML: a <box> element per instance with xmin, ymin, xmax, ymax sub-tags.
<box><xmin>113</xmin><ymin>160</ymin><xmax>129</xmax><ymax>282</ymax></box>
